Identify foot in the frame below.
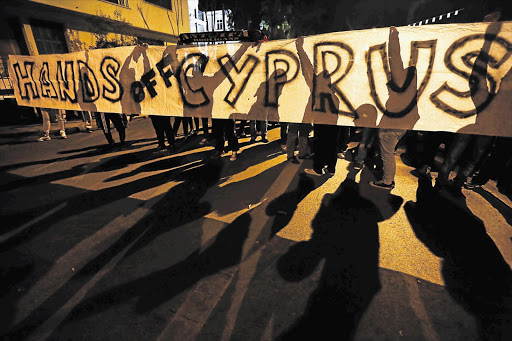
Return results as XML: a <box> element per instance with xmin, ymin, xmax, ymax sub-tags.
<box><xmin>250</xmin><ymin>137</ymin><xmax>256</xmax><ymax>143</ymax></box>
<box><xmin>337</xmin><ymin>151</ymin><xmax>346</xmax><ymax>159</ymax></box>
<box><xmin>304</xmin><ymin>168</ymin><xmax>324</xmax><ymax>176</ymax></box>
<box><xmin>260</xmin><ymin>137</ymin><xmax>269</xmax><ymax>143</ymax></box>
<box><xmin>370</xmin><ymin>180</ymin><xmax>395</xmax><ymax>190</ymax></box>
<box><xmin>230</xmin><ymin>151</ymin><xmax>238</xmax><ymax>161</ymax></box>
<box><xmin>85</xmin><ymin>127</ymin><xmax>92</xmax><ymax>133</ymax></box>
<box><xmin>38</xmin><ymin>135</ymin><xmax>51</xmax><ymax>142</ymax></box>
<box><xmin>199</xmin><ymin>138</ymin><xmax>207</xmax><ymax>145</ymax></box>
<box><xmin>287</xmin><ymin>156</ymin><xmax>300</xmax><ymax>164</ymax></box>
<box><xmin>60</xmin><ymin>130</ymin><xmax>67</xmax><ymax>139</ymax></box>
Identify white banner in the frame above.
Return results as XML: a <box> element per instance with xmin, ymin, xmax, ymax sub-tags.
<box><xmin>8</xmin><ymin>22</ymin><xmax>512</xmax><ymax>137</ymax></box>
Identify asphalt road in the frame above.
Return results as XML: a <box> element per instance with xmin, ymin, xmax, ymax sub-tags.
<box><xmin>1</xmin><ymin>117</ymin><xmax>511</xmax><ymax>340</ymax></box>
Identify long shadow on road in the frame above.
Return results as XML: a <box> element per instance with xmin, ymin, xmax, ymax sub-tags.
<box><xmin>404</xmin><ymin>176</ymin><xmax>512</xmax><ymax>340</ymax></box>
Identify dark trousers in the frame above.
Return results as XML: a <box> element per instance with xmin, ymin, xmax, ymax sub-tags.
<box><xmin>313</xmin><ymin>124</ymin><xmax>338</xmax><ymax>173</ymax></box>
<box><xmin>96</xmin><ymin>112</ymin><xmax>125</xmax><ymax>144</ymax></box>
<box><xmin>439</xmin><ymin>134</ymin><xmax>494</xmax><ymax>186</ymax></box>
<box><xmin>150</xmin><ymin>115</ymin><xmax>175</xmax><ymax>147</ymax></box>
<box><xmin>212</xmin><ymin>119</ymin><xmax>239</xmax><ymax>152</ymax></box>
<box><xmin>173</xmin><ymin>117</ymin><xmax>193</xmax><ymax>136</ymax></box>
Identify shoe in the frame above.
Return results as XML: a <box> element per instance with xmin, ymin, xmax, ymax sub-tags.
<box><xmin>60</xmin><ymin>130</ymin><xmax>67</xmax><ymax>139</ymax></box>
<box><xmin>250</xmin><ymin>137</ymin><xmax>256</xmax><ymax>143</ymax></box>
<box><xmin>353</xmin><ymin>161</ymin><xmax>364</xmax><ymax>170</ymax></box>
<box><xmin>38</xmin><ymin>135</ymin><xmax>51</xmax><ymax>142</ymax></box>
<box><xmin>230</xmin><ymin>152</ymin><xmax>238</xmax><ymax>161</ymax></box>
<box><xmin>85</xmin><ymin>127</ymin><xmax>92</xmax><ymax>133</ymax></box>
<box><xmin>337</xmin><ymin>151</ymin><xmax>346</xmax><ymax>159</ymax></box>
<box><xmin>304</xmin><ymin>168</ymin><xmax>324</xmax><ymax>176</ymax></box>
<box><xmin>261</xmin><ymin>137</ymin><xmax>269</xmax><ymax>143</ymax></box>
<box><xmin>287</xmin><ymin>156</ymin><xmax>300</xmax><ymax>164</ymax></box>
<box><xmin>199</xmin><ymin>138</ymin><xmax>207</xmax><ymax>145</ymax></box>
<box><xmin>298</xmin><ymin>153</ymin><xmax>312</xmax><ymax>160</ymax></box>
<box><xmin>370</xmin><ymin>180</ymin><xmax>395</xmax><ymax>189</ymax></box>
<box><xmin>326</xmin><ymin>167</ymin><xmax>335</xmax><ymax>174</ymax></box>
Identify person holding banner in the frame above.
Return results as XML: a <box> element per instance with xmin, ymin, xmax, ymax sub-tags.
<box><xmin>95</xmin><ymin>112</ymin><xmax>126</xmax><ymax>147</ymax></box>
<box><xmin>37</xmin><ymin>108</ymin><xmax>67</xmax><ymax>141</ymax></box>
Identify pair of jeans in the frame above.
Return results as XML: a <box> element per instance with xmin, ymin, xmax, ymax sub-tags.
<box><xmin>41</xmin><ymin>108</ymin><xmax>65</xmax><ymax>136</ymax></box>
<box><xmin>379</xmin><ymin>129</ymin><xmax>406</xmax><ymax>184</ymax></box>
<box><xmin>286</xmin><ymin>123</ymin><xmax>310</xmax><ymax>158</ymax></box>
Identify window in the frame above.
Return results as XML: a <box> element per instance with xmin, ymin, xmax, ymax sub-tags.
<box><xmin>103</xmin><ymin>0</ymin><xmax>129</xmax><ymax>6</ymax></box>
<box><xmin>216</xmin><ymin>19</ymin><xmax>223</xmax><ymax>31</ymax></box>
<box><xmin>31</xmin><ymin>20</ymin><xmax>68</xmax><ymax>54</ymax></box>
<box><xmin>145</xmin><ymin>0</ymin><xmax>172</xmax><ymax>10</ymax></box>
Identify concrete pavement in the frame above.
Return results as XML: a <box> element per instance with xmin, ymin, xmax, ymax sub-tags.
<box><xmin>0</xmin><ymin>117</ymin><xmax>511</xmax><ymax>340</ymax></box>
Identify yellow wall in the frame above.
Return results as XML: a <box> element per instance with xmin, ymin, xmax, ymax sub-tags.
<box><xmin>31</xmin><ymin>0</ymin><xmax>190</xmax><ymax>38</ymax></box>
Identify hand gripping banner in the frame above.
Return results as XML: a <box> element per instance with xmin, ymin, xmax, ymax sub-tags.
<box><xmin>8</xmin><ymin>22</ymin><xmax>512</xmax><ymax>137</ymax></box>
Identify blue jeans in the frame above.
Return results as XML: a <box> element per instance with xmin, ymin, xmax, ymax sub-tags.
<box><xmin>379</xmin><ymin>129</ymin><xmax>406</xmax><ymax>184</ymax></box>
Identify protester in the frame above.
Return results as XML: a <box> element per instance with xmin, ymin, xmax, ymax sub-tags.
<box><xmin>304</xmin><ymin>124</ymin><xmax>338</xmax><ymax>176</ymax></box>
<box><xmin>37</xmin><ymin>107</ymin><xmax>67</xmax><ymax>141</ymax></box>
<box><xmin>81</xmin><ymin>111</ymin><xmax>94</xmax><ymax>133</ymax></box>
<box><xmin>370</xmin><ymin>129</ymin><xmax>406</xmax><ymax>189</ymax></box>
<box><xmin>250</xmin><ymin>119</ymin><xmax>268</xmax><ymax>143</ymax></box>
<box><xmin>211</xmin><ymin>118</ymin><xmax>239</xmax><ymax>161</ymax></box>
<box><xmin>286</xmin><ymin>123</ymin><xmax>311</xmax><ymax>163</ymax></box>
<box><xmin>150</xmin><ymin>115</ymin><xmax>176</xmax><ymax>152</ymax></box>
<box><xmin>96</xmin><ymin>112</ymin><xmax>126</xmax><ymax>147</ymax></box>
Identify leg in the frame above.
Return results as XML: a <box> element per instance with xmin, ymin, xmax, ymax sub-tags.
<box><xmin>437</xmin><ymin>133</ymin><xmax>472</xmax><ymax>185</ymax></box>
<box><xmin>212</xmin><ymin>119</ymin><xmax>225</xmax><ymax>152</ymax></box>
<box><xmin>249</xmin><ymin>120</ymin><xmax>257</xmax><ymax>141</ymax></box>
<box><xmin>260</xmin><ymin>120</ymin><xmax>268</xmax><ymax>141</ymax></box>
<box><xmin>225</xmin><ymin>119</ymin><xmax>239</xmax><ymax>152</ymax></box>
<box><xmin>297</xmin><ymin>123</ymin><xmax>311</xmax><ymax>157</ymax></box>
<box><xmin>109</xmin><ymin>113</ymin><xmax>126</xmax><ymax>143</ymax></box>
<box><xmin>286</xmin><ymin>123</ymin><xmax>299</xmax><ymax>158</ymax></box>
<box><xmin>150</xmin><ymin>116</ymin><xmax>166</xmax><ymax>148</ymax></box>
<box><xmin>379</xmin><ymin>129</ymin><xmax>405</xmax><ymax>185</ymax></box>
<box><xmin>96</xmin><ymin>112</ymin><xmax>115</xmax><ymax>145</ymax></box>
<box><xmin>41</xmin><ymin>108</ymin><xmax>51</xmax><ymax>136</ymax></box>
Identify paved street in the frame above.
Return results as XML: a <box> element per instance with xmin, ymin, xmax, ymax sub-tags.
<box><xmin>1</xmin><ymin>117</ymin><xmax>511</xmax><ymax>340</ymax></box>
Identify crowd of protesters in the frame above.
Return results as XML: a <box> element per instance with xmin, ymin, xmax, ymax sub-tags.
<box><xmin>34</xmin><ymin>107</ymin><xmax>512</xmax><ymax>201</ymax></box>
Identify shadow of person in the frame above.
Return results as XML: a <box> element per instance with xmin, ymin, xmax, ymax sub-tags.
<box><xmin>276</xmin><ymin>169</ymin><xmax>402</xmax><ymax>340</ymax></box>
<box><xmin>265</xmin><ymin>173</ymin><xmax>316</xmax><ymax>237</ymax></box>
<box><xmin>43</xmin><ymin>212</ymin><xmax>251</xmax><ymax>328</ymax></box>
<box><xmin>295</xmin><ymin>36</ymin><xmax>341</xmax><ymax>126</ymax></box>
<box><xmin>404</xmin><ymin>175</ymin><xmax>512</xmax><ymax>340</ymax></box>
<box><xmin>457</xmin><ymin>16</ymin><xmax>512</xmax><ymax>136</ymax></box>
<box><xmin>240</xmin><ymin>68</ymin><xmax>288</xmax><ymax>124</ymax></box>
<box><xmin>378</xmin><ymin>26</ymin><xmax>420</xmax><ymax>131</ymax></box>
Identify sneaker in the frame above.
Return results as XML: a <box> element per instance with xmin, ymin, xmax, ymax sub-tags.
<box><xmin>38</xmin><ymin>135</ymin><xmax>51</xmax><ymax>142</ymax></box>
<box><xmin>60</xmin><ymin>130</ymin><xmax>67</xmax><ymax>139</ymax></box>
<box><xmin>260</xmin><ymin>137</ymin><xmax>269</xmax><ymax>143</ymax></box>
<box><xmin>304</xmin><ymin>168</ymin><xmax>324</xmax><ymax>176</ymax></box>
<box><xmin>337</xmin><ymin>151</ymin><xmax>346</xmax><ymax>159</ymax></box>
<box><xmin>199</xmin><ymin>138</ymin><xmax>207</xmax><ymax>145</ymax></box>
<box><xmin>287</xmin><ymin>156</ymin><xmax>300</xmax><ymax>164</ymax></box>
<box><xmin>370</xmin><ymin>180</ymin><xmax>395</xmax><ymax>190</ymax></box>
<box><xmin>85</xmin><ymin>127</ymin><xmax>92</xmax><ymax>133</ymax></box>
<box><xmin>250</xmin><ymin>137</ymin><xmax>256</xmax><ymax>143</ymax></box>
<box><xmin>230</xmin><ymin>151</ymin><xmax>238</xmax><ymax>161</ymax></box>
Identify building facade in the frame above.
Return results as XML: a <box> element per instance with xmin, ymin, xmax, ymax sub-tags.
<box><xmin>0</xmin><ymin>0</ymin><xmax>190</xmax><ymax>122</ymax></box>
